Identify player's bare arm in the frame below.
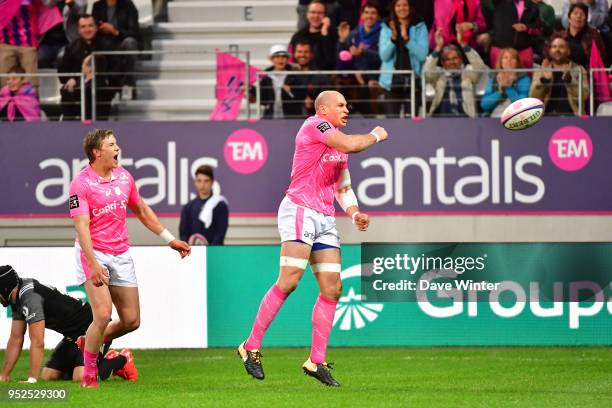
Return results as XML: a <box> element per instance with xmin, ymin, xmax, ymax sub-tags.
<box><xmin>325</xmin><ymin>126</ymin><xmax>388</xmax><ymax>154</ymax></box>
<box><xmin>73</xmin><ymin>214</ymin><xmax>109</xmax><ymax>287</ymax></box>
<box><xmin>128</xmin><ymin>198</ymin><xmax>191</xmax><ymax>258</ymax></box>
<box><xmin>0</xmin><ymin>319</ymin><xmax>26</xmax><ymax>382</ymax></box>
<box><xmin>26</xmin><ymin>320</ymin><xmax>45</xmax><ymax>381</ymax></box>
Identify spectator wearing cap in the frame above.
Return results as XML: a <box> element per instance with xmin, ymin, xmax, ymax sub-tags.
<box><xmin>290</xmin><ymin>0</ymin><xmax>337</xmax><ymax>70</ymax></box>
<box><xmin>252</xmin><ymin>44</ymin><xmax>303</xmax><ymax>119</ymax></box>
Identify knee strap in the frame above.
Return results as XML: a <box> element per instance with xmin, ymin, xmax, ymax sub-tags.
<box><xmin>280</xmin><ymin>256</ymin><xmax>308</xmax><ymax>270</ymax></box>
<box><xmin>310</xmin><ymin>263</ymin><xmax>341</xmax><ymax>273</ymax></box>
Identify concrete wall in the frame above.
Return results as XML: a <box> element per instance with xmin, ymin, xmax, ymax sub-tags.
<box><xmin>2</xmin><ymin>215</ymin><xmax>611</xmax><ymax>247</ymax></box>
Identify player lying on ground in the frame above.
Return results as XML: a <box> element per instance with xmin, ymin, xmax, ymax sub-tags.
<box><xmin>238</xmin><ymin>90</ymin><xmax>388</xmax><ymax>387</ymax></box>
<box><xmin>0</xmin><ymin>265</ymin><xmax>137</xmax><ymax>383</ymax></box>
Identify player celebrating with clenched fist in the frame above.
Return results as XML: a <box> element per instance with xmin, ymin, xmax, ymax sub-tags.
<box><xmin>238</xmin><ymin>90</ymin><xmax>388</xmax><ymax>387</ymax></box>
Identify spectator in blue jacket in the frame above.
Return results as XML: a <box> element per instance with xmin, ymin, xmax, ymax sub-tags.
<box><xmin>481</xmin><ymin>47</ymin><xmax>531</xmax><ymax>117</ymax></box>
<box><xmin>378</xmin><ymin>0</ymin><xmax>428</xmax><ymax>117</ymax></box>
<box><xmin>336</xmin><ymin>1</ymin><xmax>383</xmax><ymax>116</ymax></box>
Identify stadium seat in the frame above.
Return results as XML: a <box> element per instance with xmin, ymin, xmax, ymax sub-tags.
<box><xmin>474</xmin><ymin>68</ymin><xmax>490</xmax><ymax>97</ymax></box>
<box><xmin>132</xmin><ymin>0</ymin><xmax>153</xmax><ymax>27</ymax></box>
<box><xmin>596</xmin><ymin>102</ymin><xmax>612</xmax><ymax>116</ymax></box>
<box><xmin>38</xmin><ymin>69</ymin><xmax>61</xmax><ymax>104</ymax></box>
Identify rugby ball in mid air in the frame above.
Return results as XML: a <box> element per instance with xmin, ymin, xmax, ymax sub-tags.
<box><xmin>500</xmin><ymin>97</ymin><xmax>544</xmax><ymax>131</ymax></box>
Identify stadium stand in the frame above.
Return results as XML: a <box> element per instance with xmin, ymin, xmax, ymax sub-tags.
<box><xmin>115</xmin><ymin>0</ymin><xmax>297</xmax><ymax>120</ymax></box>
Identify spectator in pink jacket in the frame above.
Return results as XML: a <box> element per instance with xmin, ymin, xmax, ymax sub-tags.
<box><xmin>429</xmin><ymin>0</ymin><xmax>487</xmax><ymax>49</ymax></box>
<box><xmin>0</xmin><ymin>68</ymin><xmax>41</xmax><ymax>122</ymax></box>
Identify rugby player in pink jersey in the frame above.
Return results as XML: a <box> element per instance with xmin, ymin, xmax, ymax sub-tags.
<box><xmin>237</xmin><ymin>90</ymin><xmax>388</xmax><ymax>386</ymax></box>
<box><xmin>69</xmin><ymin>129</ymin><xmax>191</xmax><ymax>388</ymax></box>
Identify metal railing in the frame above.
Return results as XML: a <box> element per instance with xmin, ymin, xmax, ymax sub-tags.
<box><xmin>420</xmin><ymin>67</ymin><xmax>586</xmax><ymax>118</ymax></box>
<box><xmin>2</xmin><ymin>63</ymin><xmax>610</xmax><ymax>122</ymax></box>
<box><xmin>90</xmin><ymin>49</ymin><xmax>251</xmax><ymax>121</ymax></box>
<box><xmin>0</xmin><ymin>72</ymin><xmax>85</xmax><ymax>121</ymax></box>
<box><xmin>253</xmin><ymin>70</ymin><xmax>415</xmax><ymax>119</ymax></box>
<box><xmin>589</xmin><ymin>67</ymin><xmax>612</xmax><ymax>117</ymax></box>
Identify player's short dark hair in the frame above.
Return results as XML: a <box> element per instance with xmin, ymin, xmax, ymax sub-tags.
<box><xmin>195</xmin><ymin>165</ymin><xmax>214</xmax><ymax>180</ymax></box>
<box><xmin>83</xmin><ymin>128</ymin><xmax>114</xmax><ymax>163</ymax></box>
<box><xmin>295</xmin><ymin>41</ymin><xmax>312</xmax><ymax>50</ymax></box>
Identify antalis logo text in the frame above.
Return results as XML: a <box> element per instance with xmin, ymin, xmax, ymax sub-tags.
<box><xmin>356</xmin><ymin>139</ymin><xmax>545</xmax><ymax>206</ymax></box>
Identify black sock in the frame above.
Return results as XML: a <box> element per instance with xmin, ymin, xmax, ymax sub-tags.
<box><xmin>98</xmin><ymin>355</ymin><xmax>127</xmax><ymax>381</ymax></box>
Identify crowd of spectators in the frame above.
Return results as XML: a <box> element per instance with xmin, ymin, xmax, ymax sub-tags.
<box><xmin>256</xmin><ymin>0</ymin><xmax>612</xmax><ymax>119</ymax></box>
<box><xmin>1</xmin><ymin>0</ymin><xmax>611</xmax><ymax>121</ymax></box>
<box><xmin>0</xmin><ymin>0</ymin><xmax>141</xmax><ymax>122</ymax></box>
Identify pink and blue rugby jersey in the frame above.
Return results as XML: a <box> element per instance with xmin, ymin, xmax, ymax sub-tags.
<box><xmin>69</xmin><ymin>165</ymin><xmax>140</xmax><ymax>255</ymax></box>
<box><xmin>286</xmin><ymin>115</ymin><xmax>348</xmax><ymax>216</ymax></box>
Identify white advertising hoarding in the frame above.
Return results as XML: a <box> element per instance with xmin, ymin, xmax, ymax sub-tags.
<box><xmin>0</xmin><ymin>246</ymin><xmax>207</xmax><ymax>349</ymax></box>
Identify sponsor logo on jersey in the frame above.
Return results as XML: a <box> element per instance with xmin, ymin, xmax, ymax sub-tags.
<box><xmin>316</xmin><ymin>122</ymin><xmax>331</xmax><ymax>133</ymax></box>
<box><xmin>69</xmin><ymin>194</ymin><xmax>79</xmax><ymax>209</ymax></box>
<box><xmin>321</xmin><ymin>153</ymin><xmax>345</xmax><ymax>163</ymax></box>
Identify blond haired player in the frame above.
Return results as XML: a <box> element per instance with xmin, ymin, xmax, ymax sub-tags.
<box><xmin>69</xmin><ymin>129</ymin><xmax>191</xmax><ymax>388</ymax></box>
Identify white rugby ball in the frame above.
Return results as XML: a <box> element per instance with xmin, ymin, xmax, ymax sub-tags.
<box><xmin>500</xmin><ymin>97</ymin><xmax>544</xmax><ymax>131</ymax></box>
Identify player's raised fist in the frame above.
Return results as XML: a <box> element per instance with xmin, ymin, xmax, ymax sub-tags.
<box><xmin>371</xmin><ymin>126</ymin><xmax>388</xmax><ymax>142</ymax></box>
<box><xmin>354</xmin><ymin>212</ymin><xmax>370</xmax><ymax>231</ymax></box>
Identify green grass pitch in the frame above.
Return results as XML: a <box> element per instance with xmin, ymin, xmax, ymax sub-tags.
<box><xmin>1</xmin><ymin>347</ymin><xmax>611</xmax><ymax>407</ymax></box>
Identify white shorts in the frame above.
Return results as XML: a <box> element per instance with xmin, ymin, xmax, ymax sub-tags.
<box><xmin>74</xmin><ymin>244</ymin><xmax>138</xmax><ymax>287</ymax></box>
<box><xmin>277</xmin><ymin>196</ymin><xmax>340</xmax><ymax>248</ymax></box>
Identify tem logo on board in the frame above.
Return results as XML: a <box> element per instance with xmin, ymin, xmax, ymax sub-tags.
<box><xmin>224</xmin><ymin>129</ymin><xmax>268</xmax><ymax>174</ymax></box>
<box><xmin>548</xmin><ymin>126</ymin><xmax>593</xmax><ymax>171</ymax></box>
